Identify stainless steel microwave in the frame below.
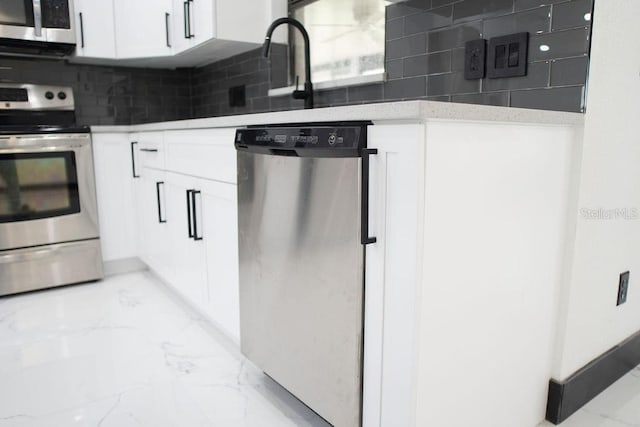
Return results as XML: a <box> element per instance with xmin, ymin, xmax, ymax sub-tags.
<box><xmin>0</xmin><ymin>0</ymin><xmax>76</xmax><ymax>55</ymax></box>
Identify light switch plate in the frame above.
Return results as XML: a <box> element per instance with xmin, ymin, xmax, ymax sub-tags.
<box><xmin>487</xmin><ymin>32</ymin><xmax>529</xmax><ymax>79</ymax></box>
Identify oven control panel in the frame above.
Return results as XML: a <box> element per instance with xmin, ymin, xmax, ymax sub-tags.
<box><xmin>0</xmin><ymin>84</ymin><xmax>74</xmax><ymax>111</ymax></box>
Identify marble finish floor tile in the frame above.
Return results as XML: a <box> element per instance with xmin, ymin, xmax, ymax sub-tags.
<box><xmin>0</xmin><ymin>272</ymin><xmax>330</xmax><ymax>427</ymax></box>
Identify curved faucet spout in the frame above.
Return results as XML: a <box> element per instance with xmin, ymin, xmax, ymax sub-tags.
<box><xmin>263</xmin><ymin>17</ymin><xmax>314</xmax><ymax>109</ymax></box>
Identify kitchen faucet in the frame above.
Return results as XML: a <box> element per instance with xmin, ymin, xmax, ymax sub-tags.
<box><xmin>262</xmin><ymin>17</ymin><xmax>314</xmax><ymax>109</ymax></box>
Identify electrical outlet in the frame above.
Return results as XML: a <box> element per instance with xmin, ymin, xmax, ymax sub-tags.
<box><xmin>617</xmin><ymin>271</ymin><xmax>630</xmax><ymax>306</ymax></box>
<box><xmin>464</xmin><ymin>39</ymin><xmax>486</xmax><ymax>80</ymax></box>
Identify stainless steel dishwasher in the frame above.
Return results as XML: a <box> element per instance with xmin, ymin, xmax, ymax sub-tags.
<box><xmin>235</xmin><ymin>123</ymin><xmax>376</xmax><ymax>427</ymax></box>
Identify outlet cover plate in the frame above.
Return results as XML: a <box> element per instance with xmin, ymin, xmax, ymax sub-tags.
<box><xmin>618</xmin><ymin>271</ymin><xmax>630</xmax><ymax>306</ymax></box>
<box><xmin>464</xmin><ymin>39</ymin><xmax>486</xmax><ymax>80</ymax></box>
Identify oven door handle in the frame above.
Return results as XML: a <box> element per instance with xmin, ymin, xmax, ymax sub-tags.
<box><xmin>0</xmin><ymin>247</ymin><xmax>61</xmax><ymax>264</ymax></box>
<box><xmin>33</xmin><ymin>0</ymin><xmax>43</xmax><ymax>37</ymax></box>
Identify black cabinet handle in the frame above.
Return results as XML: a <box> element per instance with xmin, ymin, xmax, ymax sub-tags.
<box><xmin>139</xmin><ymin>148</ymin><xmax>158</xmax><ymax>153</ymax></box>
<box><xmin>156</xmin><ymin>182</ymin><xmax>166</xmax><ymax>223</ymax></box>
<box><xmin>183</xmin><ymin>1</ymin><xmax>189</xmax><ymax>39</ymax></box>
<box><xmin>192</xmin><ymin>190</ymin><xmax>203</xmax><ymax>241</ymax></box>
<box><xmin>131</xmin><ymin>141</ymin><xmax>139</xmax><ymax>178</ymax></box>
<box><xmin>79</xmin><ymin>12</ymin><xmax>85</xmax><ymax>48</ymax></box>
<box><xmin>360</xmin><ymin>148</ymin><xmax>377</xmax><ymax>245</ymax></box>
<box><xmin>186</xmin><ymin>189</ymin><xmax>194</xmax><ymax>238</ymax></box>
<box><xmin>165</xmin><ymin>12</ymin><xmax>171</xmax><ymax>47</ymax></box>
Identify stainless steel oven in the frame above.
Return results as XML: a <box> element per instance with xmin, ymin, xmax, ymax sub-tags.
<box><xmin>0</xmin><ymin>0</ymin><xmax>75</xmax><ymax>54</ymax></box>
<box><xmin>0</xmin><ymin>84</ymin><xmax>102</xmax><ymax>296</ymax></box>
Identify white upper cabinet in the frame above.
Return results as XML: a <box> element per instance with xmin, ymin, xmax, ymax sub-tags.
<box><xmin>113</xmin><ymin>0</ymin><xmax>173</xmax><ymax>59</ymax></box>
<box><xmin>74</xmin><ymin>0</ymin><xmax>117</xmax><ymax>58</ymax></box>
<box><xmin>171</xmin><ymin>0</ymin><xmax>215</xmax><ymax>53</ymax></box>
<box><xmin>72</xmin><ymin>0</ymin><xmax>286</xmax><ymax>66</ymax></box>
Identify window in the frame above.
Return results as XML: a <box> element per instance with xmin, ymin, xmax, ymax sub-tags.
<box><xmin>288</xmin><ymin>0</ymin><xmax>385</xmax><ymax>86</ymax></box>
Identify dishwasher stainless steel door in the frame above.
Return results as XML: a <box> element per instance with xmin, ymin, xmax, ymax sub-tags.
<box><xmin>235</xmin><ymin>124</ymin><xmax>375</xmax><ymax>427</ymax></box>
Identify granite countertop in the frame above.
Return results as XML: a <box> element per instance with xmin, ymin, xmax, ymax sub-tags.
<box><xmin>91</xmin><ymin>100</ymin><xmax>585</xmax><ymax>133</ymax></box>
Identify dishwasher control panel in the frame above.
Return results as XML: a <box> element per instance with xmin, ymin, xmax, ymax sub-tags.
<box><xmin>235</xmin><ymin>123</ymin><xmax>370</xmax><ymax>157</ymax></box>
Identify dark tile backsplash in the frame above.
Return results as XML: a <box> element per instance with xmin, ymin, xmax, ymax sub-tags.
<box><xmin>0</xmin><ymin>57</ymin><xmax>192</xmax><ymax>125</ymax></box>
<box><xmin>383</xmin><ymin>0</ymin><xmax>592</xmax><ymax>112</ymax></box>
<box><xmin>0</xmin><ymin>0</ymin><xmax>592</xmax><ymax>125</ymax></box>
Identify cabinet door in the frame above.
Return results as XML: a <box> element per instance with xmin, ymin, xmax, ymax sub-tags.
<box><xmin>92</xmin><ymin>133</ymin><xmax>137</xmax><ymax>262</ymax></box>
<box><xmin>201</xmin><ymin>180</ymin><xmax>240</xmax><ymax>340</ymax></box>
<box><xmin>113</xmin><ymin>0</ymin><xmax>173</xmax><ymax>59</ymax></box>
<box><xmin>165</xmin><ymin>172</ymin><xmax>208</xmax><ymax>312</ymax></box>
<box><xmin>138</xmin><ymin>168</ymin><xmax>173</xmax><ymax>282</ymax></box>
<box><xmin>74</xmin><ymin>0</ymin><xmax>117</xmax><ymax>58</ymax></box>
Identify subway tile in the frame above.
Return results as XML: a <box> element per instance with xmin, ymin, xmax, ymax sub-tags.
<box><xmin>386</xmin><ymin>0</ymin><xmax>432</xmax><ymax>20</ymax></box>
<box><xmin>510</xmin><ymin>85</ymin><xmax>584</xmax><ymax>111</ymax></box>
<box><xmin>386</xmin><ymin>59</ymin><xmax>404</xmax><ymax>79</ymax></box>
<box><xmin>482</xmin><ymin>6</ymin><xmax>551</xmax><ymax>39</ymax></box>
<box><xmin>348</xmin><ymin>84</ymin><xmax>384</xmax><ymax>103</ymax></box>
<box><xmin>404</xmin><ymin>6</ymin><xmax>453</xmax><ymax>35</ymax></box>
<box><xmin>250</xmin><ymin>96</ymin><xmax>271</xmax><ymax>112</ymax></box>
<box><xmin>529</xmin><ymin>27</ymin><xmax>590</xmax><ymax>61</ymax></box>
<box><xmin>551</xmin><ymin>0</ymin><xmax>592</xmax><ymax>31</ymax></box>
<box><xmin>386</xmin><ymin>18</ymin><xmax>404</xmax><ymax>40</ymax></box>
<box><xmin>453</xmin><ymin>0</ymin><xmax>515</xmax><ymax>23</ymax></box>
<box><xmin>432</xmin><ymin>0</ymin><xmax>459</xmax><ymax>7</ymax></box>
<box><xmin>384</xmin><ymin>76</ymin><xmax>427</xmax><ymax>99</ymax></box>
<box><xmin>482</xmin><ymin>61</ymin><xmax>550</xmax><ymax>91</ymax></box>
<box><xmin>550</xmin><ymin>56</ymin><xmax>589</xmax><ymax>86</ymax></box>
<box><xmin>233</xmin><ymin>48</ymin><xmax>261</xmax><ymax>63</ymax></box>
<box><xmin>404</xmin><ymin>51</ymin><xmax>452</xmax><ymax>77</ymax></box>
<box><xmin>270</xmin><ymin>95</ymin><xmax>293</xmax><ymax>111</ymax></box>
<box><xmin>386</xmin><ymin>33</ymin><xmax>428</xmax><ymax>60</ymax></box>
<box><xmin>425</xmin><ymin>95</ymin><xmax>451</xmax><ymax>102</ymax></box>
<box><xmin>315</xmin><ymin>88</ymin><xmax>348</xmax><ymax>106</ymax></box>
<box><xmin>427</xmin><ymin>72</ymin><xmax>480</xmax><ymax>96</ymax></box>
<box><xmin>515</xmin><ymin>0</ymin><xmax>567</xmax><ymax>12</ymax></box>
<box><xmin>451</xmin><ymin>47</ymin><xmax>466</xmax><ymax>71</ymax></box>
<box><xmin>427</xmin><ymin>21</ymin><xmax>482</xmax><ymax>52</ymax></box>
<box><xmin>404</xmin><ymin>55</ymin><xmax>429</xmax><ymax>77</ymax></box>
<box><xmin>246</xmin><ymin>82</ymin><xmax>269</xmax><ymax>98</ymax></box>
<box><xmin>452</xmin><ymin>91</ymin><xmax>509</xmax><ymax>106</ymax></box>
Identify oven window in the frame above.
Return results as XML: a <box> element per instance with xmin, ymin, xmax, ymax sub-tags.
<box><xmin>0</xmin><ymin>0</ymin><xmax>34</xmax><ymax>27</ymax></box>
<box><xmin>0</xmin><ymin>152</ymin><xmax>80</xmax><ymax>223</ymax></box>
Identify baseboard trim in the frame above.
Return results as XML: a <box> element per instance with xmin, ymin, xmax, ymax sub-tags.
<box><xmin>103</xmin><ymin>257</ymin><xmax>147</xmax><ymax>277</ymax></box>
<box><xmin>546</xmin><ymin>328</ymin><xmax>640</xmax><ymax>424</ymax></box>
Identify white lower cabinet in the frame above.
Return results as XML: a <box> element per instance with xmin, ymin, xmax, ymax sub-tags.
<box><xmin>137</xmin><ymin>168</ymin><xmax>173</xmax><ymax>282</ymax></box>
<box><xmin>200</xmin><ymin>179</ymin><xmax>240</xmax><ymax>340</ymax></box>
<box><xmin>97</xmin><ymin>128</ymin><xmax>242</xmax><ymax>342</ymax></box>
<box><xmin>161</xmin><ymin>170</ymin><xmax>240</xmax><ymax>341</ymax></box>
<box><xmin>165</xmin><ymin>172</ymin><xmax>209</xmax><ymax>314</ymax></box>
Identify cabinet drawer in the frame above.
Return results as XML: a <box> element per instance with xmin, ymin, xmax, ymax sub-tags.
<box><xmin>164</xmin><ymin>129</ymin><xmax>237</xmax><ymax>184</ymax></box>
<box><xmin>134</xmin><ymin>132</ymin><xmax>165</xmax><ymax>170</ymax></box>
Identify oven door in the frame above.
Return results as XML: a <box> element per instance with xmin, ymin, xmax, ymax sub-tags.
<box><xmin>0</xmin><ymin>133</ymin><xmax>99</xmax><ymax>251</ymax></box>
<box><xmin>0</xmin><ymin>0</ymin><xmax>74</xmax><ymax>44</ymax></box>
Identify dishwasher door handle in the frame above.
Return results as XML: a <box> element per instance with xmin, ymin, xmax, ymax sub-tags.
<box><xmin>360</xmin><ymin>148</ymin><xmax>377</xmax><ymax>245</ymax></box>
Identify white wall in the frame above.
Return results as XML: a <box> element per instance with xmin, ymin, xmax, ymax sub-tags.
<box><xmin>414</xmin><ymin>120</ymin><xmax>577</xmax><ymax>427</ymax></box>
<box><xmin>552</xmin><ymin>0</ymin><xmax>640</xmax><ymax>380</ymax></box>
